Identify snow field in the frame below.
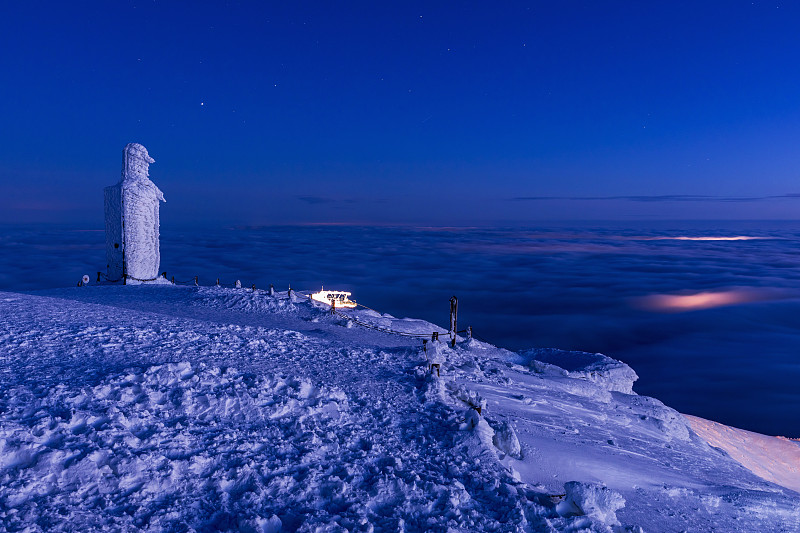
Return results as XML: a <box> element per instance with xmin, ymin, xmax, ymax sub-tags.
<box><xmin>1</xmin><ymin>288</ymin><xmax>624</xmax><ymax>532</ymax></box>
<box><xmin>1</xmin><ymin>364</ymin><xmax>342</xmax><ymax>530</ymax></box>
<box><xmin>193</xmin><ymin>287</ymin><xmax>299</xmax><ymax>314</ymax></box>
<box><xmin>2</xmin><ymin>285</ymin><xmax>800</xmax><ymax>532</ymax></box>
<box><xmin>439</xmin><ymin>342</ymin><xmax>800</xmax><ymax>531</ymax></box>
<box><xmin>685</xmin><ymin>414</ymin><xmax>800</xmax><ymax>494</ymax></box>
<box><xmin>0</xmin><ymin>361</ymin><xmax>530</xmax><ymax>532</ymax></box>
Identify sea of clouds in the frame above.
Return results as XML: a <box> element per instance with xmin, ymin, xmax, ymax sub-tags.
<box><xmin>3</xmin><ymin>221</ymin><xmax>800</xmax><ymax>437</ymax></box>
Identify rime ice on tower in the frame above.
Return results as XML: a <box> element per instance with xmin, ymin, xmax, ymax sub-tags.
<box><xmin>104</xmin><ymin>143</ymin><xmax>166</xmax><ymax>282</ymax></box>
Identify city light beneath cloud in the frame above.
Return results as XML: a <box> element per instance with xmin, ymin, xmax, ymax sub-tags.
<box><xmin>636</xmin><ymin>288</ymin><xmax>782</xmax><ymax>312</ymax></box>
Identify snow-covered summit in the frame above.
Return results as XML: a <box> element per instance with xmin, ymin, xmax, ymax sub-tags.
<box><xmin>1</xmin><ymin>285</ymin><xmax>798</xmax><ymax>532</ymax></box>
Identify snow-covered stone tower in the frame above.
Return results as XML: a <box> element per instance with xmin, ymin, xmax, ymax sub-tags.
<box><xmin>104</xmin><ymin>143</ymin><xmax>166</xmax><ymax>282</ymax></box>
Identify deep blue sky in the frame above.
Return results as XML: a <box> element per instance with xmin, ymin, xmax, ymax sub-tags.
<box><xmin>2</xmin><ymin>1</ymin><xmax>800</xmax><ymax>225</ymax></box>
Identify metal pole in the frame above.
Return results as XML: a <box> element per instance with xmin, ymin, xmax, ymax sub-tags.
<box><xmin>450</xmin><ymin>296</ymin><xmax>458</xmax><ymax>347</ymax></box>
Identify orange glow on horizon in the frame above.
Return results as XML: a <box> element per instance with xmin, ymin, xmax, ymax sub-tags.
<box><xmin>638</xmin><ymin>289</ymin><xmax>778</xmax><ymax>312</ymax></box>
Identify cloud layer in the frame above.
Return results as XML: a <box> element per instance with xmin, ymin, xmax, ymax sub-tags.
<box><xmin>4</xmin><ymin>221</ymin><xmax>800</xmax><ymax>437</ymax></box>
<box><xmin>513</xmin><ymin>193</ymin><xmax>800</xmax><ymax>203</ymax></box>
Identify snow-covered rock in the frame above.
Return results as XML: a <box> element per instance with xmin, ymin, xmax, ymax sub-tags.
<box><xmin>519</xmin><ymin>348</ymin><xmax>639</xmax><ymax>394</ymax></box>
<box><xmin>493</xmin><ymin>420</ymin><xmax>522</xmax><ymax>459</ymax></box>
<box><xmin>427</xmin><ymin>338</ymin><xmax>451</xmax><ymax>365</ymax></box>
<box><xmin>558</xmin><ymin>481</ymin><xmax>626</xmax><ymax>526</ymax></box>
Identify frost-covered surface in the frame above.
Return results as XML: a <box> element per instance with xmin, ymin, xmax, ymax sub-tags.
<box><xmin>1</xmin><ymin>286</ymin><xmax>799</xmax><ymax>532</ymax></box>
<box><xmin>686</xmin><ymin>414</ymin><xmax>800</xmax><ymax>494</ymax></box>
<box><xmin>557</xmin><ymin>482</ymin><xmax>625</xmax><ymax>527</ymax></box>
<box><xmin>517</xmin><ymin>349</ymin><xmax>639</xmax><ymax>395</ymax></box>
<box><xmin>104</xmin><ymin>143</ymin><xmax>165</xmax><ymax>281</ymax></box>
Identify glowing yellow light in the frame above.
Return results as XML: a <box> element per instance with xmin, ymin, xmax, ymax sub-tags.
<box><xmin>310</xmin><ymin>286</ymin><xmax>357</xmax><ymax>308</ymax></box>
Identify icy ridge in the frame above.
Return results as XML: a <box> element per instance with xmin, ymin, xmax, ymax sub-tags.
<box><xmin>517</xmin><ymin>348</ymin><xmax>639</xmax><ymax>395</ymax></box>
